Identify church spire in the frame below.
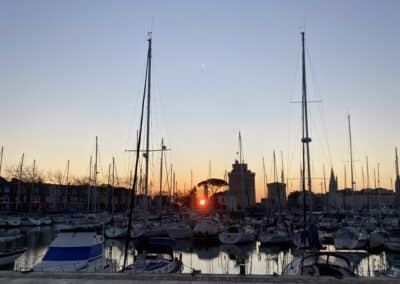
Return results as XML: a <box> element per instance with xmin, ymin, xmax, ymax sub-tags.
<box><xmin>329</xmin><ymin>168</ymin><xmax>338</xmax><ymax>192</ymax></box>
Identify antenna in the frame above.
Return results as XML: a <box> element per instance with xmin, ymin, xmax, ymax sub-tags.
<box><xmin>150</xmin><ymin>17</ymin><xmax>154</xmax><ymax>34</ymax></box>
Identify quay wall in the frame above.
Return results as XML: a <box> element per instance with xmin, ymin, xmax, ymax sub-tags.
<box><xmin>0</xmin><ymin>272</ymin><xmax>398</xmax><ymax>284</ymax></box>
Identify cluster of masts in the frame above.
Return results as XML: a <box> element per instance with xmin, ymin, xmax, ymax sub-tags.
<box><xmin>1</xmin><ymin>32</ymin><xmax>400</xmax><ymax>210</ymax></box>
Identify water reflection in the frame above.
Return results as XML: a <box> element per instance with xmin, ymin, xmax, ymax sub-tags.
<box><xmin>1</xmin><ymin>228</ymin><xmax>396</xmax><ymax>277</ymax></box>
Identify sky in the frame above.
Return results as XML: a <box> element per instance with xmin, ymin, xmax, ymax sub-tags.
<box><xmin>0</xmin><ymin>0</ymin><xmax>399</xmax><ymax>200</ymax></box>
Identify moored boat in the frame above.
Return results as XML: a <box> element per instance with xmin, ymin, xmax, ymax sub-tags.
<box><xmin>193</xmin><ymin>218</ymin><xmax>222</xmax><ymax>241</ymax></box>
<box><xmin>33</xmin><ymin>232</ymin><xmax>106</xmax><ymax>272</ymax></box>
<box><xmin>105</xmin><ymin>226</ymin><xmax>127</xmax><ymax>239</ymax></box>
<box><xmin>334</xmin><ymin>227</ymin><xmax>368</xmax><ymax>250</ymax></box>
<box><xmin>6</xmin><ymin>217</ymin><xmax>21</xmax><ymax>228</ymax></box>
<box><xmin>167</xmin><ymin>223</ymin><xmax>193</xmax><ymax>240</ymax></box>
<box><xmin>282</xmin><ymin>252</ymin><xmax>355</xmax><ymax>277</ymax></box>
<box><xmin>125</xmin><ymin>245</ymin><xmax>182</xmax><ymax>273</ymax></box>
<box><xmin>219</xmin><ymin>225</ymin><xmax>255</xmax><ymax>245</ymax></box>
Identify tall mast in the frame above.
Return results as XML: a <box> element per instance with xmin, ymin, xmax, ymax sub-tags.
<box><xmin>366</xmin><ymin>156</ymin><xmax>370</xmax><ymax>188</ymax></box>
<box><xmin>144</xmin><ymin>34</ymin><xmax>152</xmax><ymax>217</ymax></box>
<box><xmin>112</xmin><ymin>157</ymin><xmax>115</xmax><ymax>215</ymax></box>
<box><xmin>366</xmin><ymin>156</ymin><xmax>370</xmax><ymax>210</ymax></box>
<box><xmin>301</xmin><ymin>32</ymin><xmax>312</xmax><ymax>193</ymax></box>
<box><xmin>66</xmin><ymin>160</ymin><xmax>70</xmax><ymax>209</ymax></box>
<box><xmin>300</xmin><ymin>32</ymin><xmax>312</xmax><ymax>229</ymax></box>
<box><xmin>93</xmin><ymin>136</ymin><xmax>98</xmax><ymax>213</ymax></box>
<box><xmin>347</xmin><ymin>115</ymin><xmax>355</xmax><ymax>191</ymax></box>
<box><xmin>170</xmin><ymin>164</ymin><xmax>173</xmax><ymax>199</ymax></box>
<box><xmin>280</xmin><ymin>151</ymin><xmax>284</xmax><ymax>184</ymax></box>
<box><xmin>159</xmin><ymin>138</ymin><xmax>165</xmax><ymax>213</ymax></box>
<box><xmin>88</xmin><ymin>155</ymin><xmax>92</xmax><ymax>213</ymax></box>
<box><xmin>323</xmin><ymin>164</ymin><xmax>327</xmax><ymax>211</ymax></box>
<box><xmin>16</xmin><ymin>153</ymin><xmax>24</xmax><ymax>210</ymax></box>
<box><xmin>396</xmin><ymin>147</ymin><xmax>399</xmax><ymax>179</ymax></box>
<box><xmin>123</xmin><ymin>33</ymin><xmax>151</xmax><ymax>270</ymax></box>
<box><xmin>273</xmin><ymin>150</ymin><xmax>277</xmax><ymax>183</ymax></box>
<box><xmin>29</xmin><ymin>159</ymin><xmax>36</xmax><ymax>213</ymax></box>
<box><xmin>0</xmin><ymin>146</ymin><xmax>3</xmax><ymax>177</ymax></box>
<box><xmin>378</xmin><ymin>163</ymin><xmax>382</xmax><ymax>221</ymax></box>
<box><xmin>395</xmin><ymin>148</ymin><xmax>400</xmax><ymax>207</ymax></box>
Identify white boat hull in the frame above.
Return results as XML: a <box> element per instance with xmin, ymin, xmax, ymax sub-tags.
<box><xmin>105</xmin><ymin>227</ymin><xmax>127</xmax><ymax>239</ymax></box>
<box><xmin>126</xmin><ymin>259</ymin><xmax>182</xmax><ymax>273</ymax></box>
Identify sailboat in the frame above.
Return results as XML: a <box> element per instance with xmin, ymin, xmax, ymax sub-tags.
<box><xmin>33</xmin><ymin>231</ymin><xmax>106</xmax><ymax>272</ymax></box>
<box><xmin>259</xmin><ymin>151</ymin><xmax>292</xmax><ymax>246</ymax></box>
<box><xmin>333</xmin><ymin>115</ymin><xmax>368</xmax><ymax>250</ymax></box>
<box><xmin>283</xmin><ymin>33</ymin><xmax>354</xmax><ymax>277</ymax></box>
<box><xmin>219</xmin><ymin>224</ymin><xmax>256</xmax><ymax>245</ymax></box>
<box><xmin>122</xmin><ymin>34</ymin><xmax>181</xmax><ymax>274</ymax></box>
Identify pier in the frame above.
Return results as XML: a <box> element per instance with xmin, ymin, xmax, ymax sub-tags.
<box><xmin>0</xmin><ymin>272</ymin><xmax>398</xmax><ymax>284</ymax></box>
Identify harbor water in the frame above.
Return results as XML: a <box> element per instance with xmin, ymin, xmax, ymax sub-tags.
<box><xmin>0</xmin><ymin>226</ymin><xmax>397</xmax><ymax>277</ymax></box>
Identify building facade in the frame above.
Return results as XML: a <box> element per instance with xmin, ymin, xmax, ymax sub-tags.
<box><xmin>228</xmin><ymin>160</ymin><xmax>256</xmax><ymax>210</ymax></box>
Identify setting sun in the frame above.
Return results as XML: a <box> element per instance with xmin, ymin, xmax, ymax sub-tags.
<box><xmin>199</xmin><ymin>199</ymin><xmax>206</xmax><ymax>206</ymax></box>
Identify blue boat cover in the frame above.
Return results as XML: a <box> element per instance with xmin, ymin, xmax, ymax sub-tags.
<box><xmin>43</xmin><ymin>244</ymin><xmax>103</xmax><ymax>261</ymax></box>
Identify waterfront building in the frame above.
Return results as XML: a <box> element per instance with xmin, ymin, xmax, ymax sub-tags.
<box><xmin>266</xmin><ymin>182</ymin><xmax>287</xmax><ymax>211</ymax></box>
<box><xmin>228</xmin><ymin>160</ymin><xmax>256</xmax><ymax>210</ymax></box>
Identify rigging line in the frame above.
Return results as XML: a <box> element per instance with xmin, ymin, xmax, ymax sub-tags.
<box><xmin>305</xmin><ymin>44</ymin><xmax>333</xmax><ymax>168</ymax></box>
<box><xmin>309</xmin><ymin>110</ymin><xmax>330</xmax><ymax>169</ymax></box>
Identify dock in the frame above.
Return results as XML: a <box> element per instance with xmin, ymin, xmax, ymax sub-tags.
<box><xmin>0</xmin><ymin>272</ymin><xmax>398</xmax><ymax>284</ymax></box>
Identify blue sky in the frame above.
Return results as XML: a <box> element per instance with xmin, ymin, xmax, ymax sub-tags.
<box><xmin>1</xmin><ymin>0</ymin><xmax>399</xmax><ymax>199</ymax></box>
